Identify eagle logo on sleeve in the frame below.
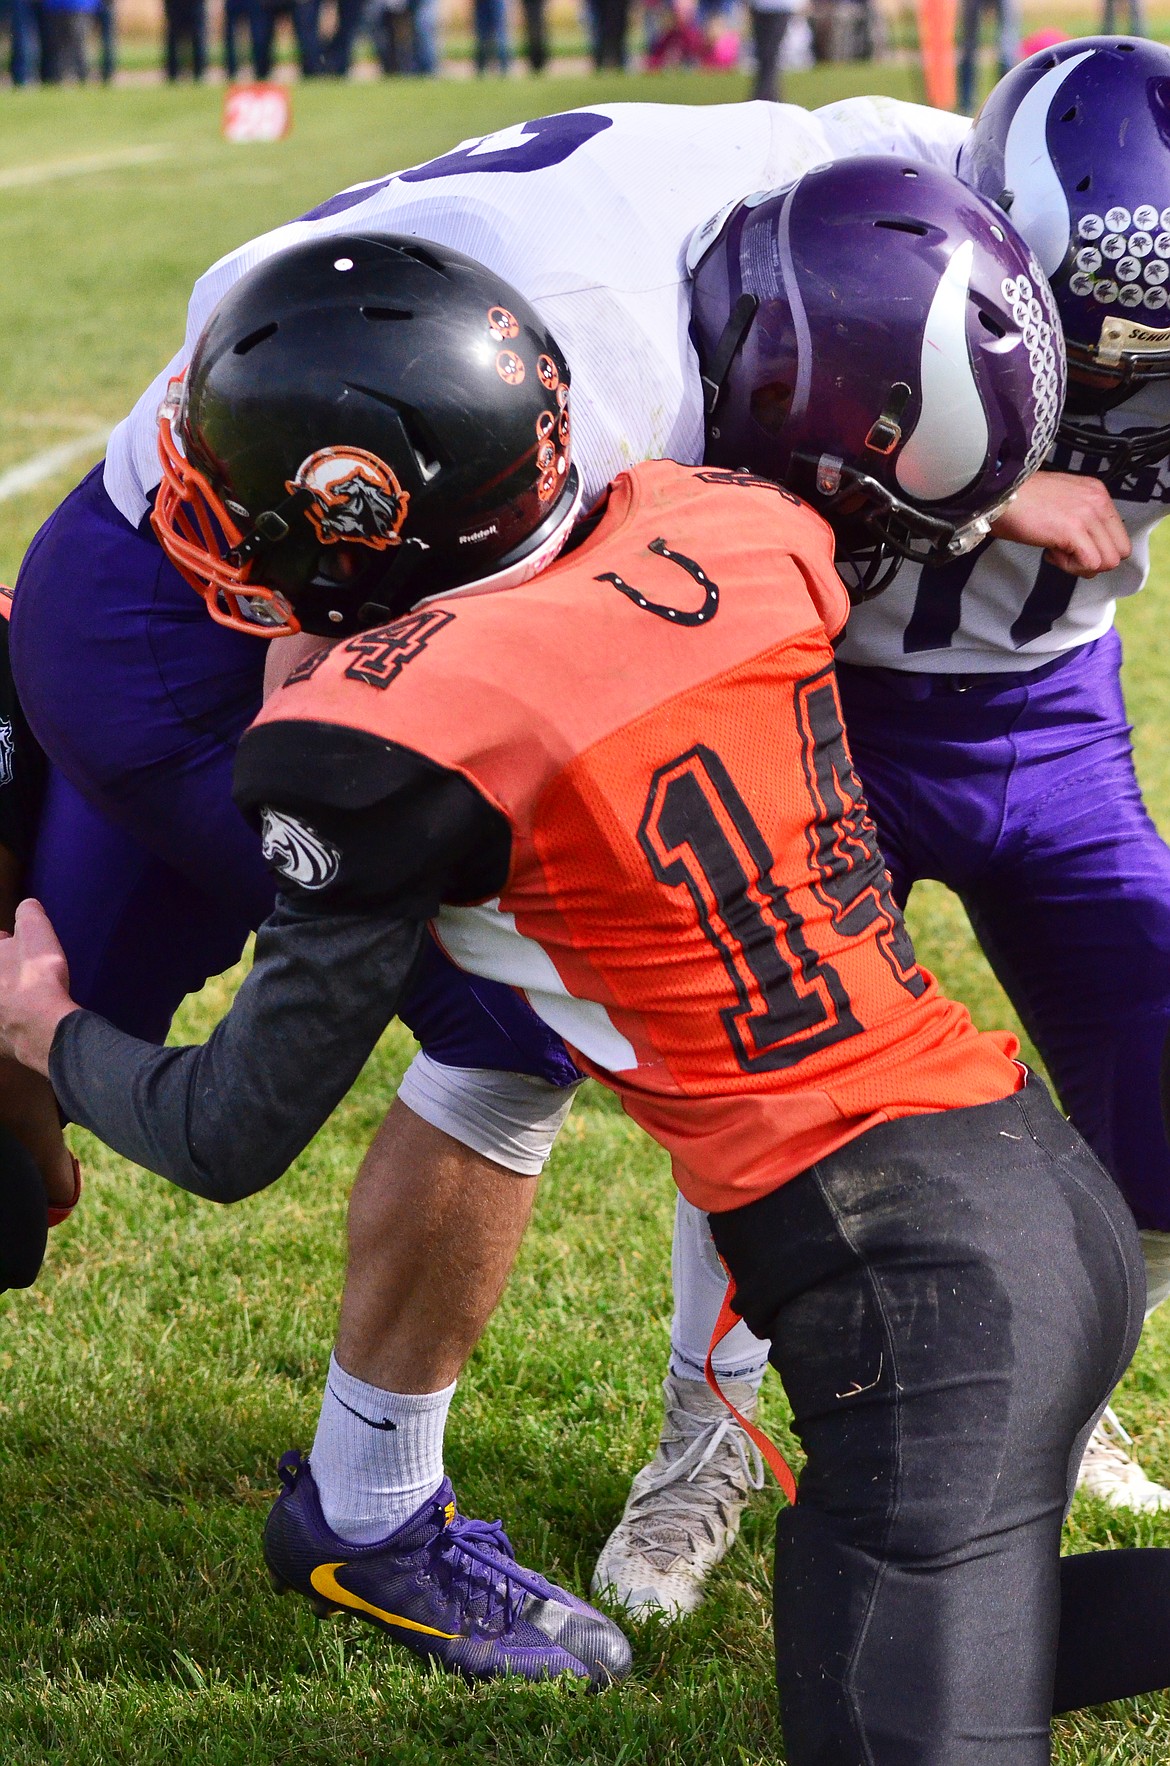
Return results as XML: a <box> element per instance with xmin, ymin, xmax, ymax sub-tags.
<box><xmin>288</xmin><ymin>448</ymin><xmax>410</xmax><ymax>551</ymax></box>
<box><xmin>260</xmin><ymin>808</ymin><xmax>341</xmax><ymax>889</ymax></box>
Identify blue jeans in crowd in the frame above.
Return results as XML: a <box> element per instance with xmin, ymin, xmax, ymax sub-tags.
<box><xmin>473</xmin><ymin>0</ymin><xmax>508</xmax><ymax>70</ymax></box>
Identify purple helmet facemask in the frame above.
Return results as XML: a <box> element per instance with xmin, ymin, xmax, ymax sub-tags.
<box><xmin>959</xmin><ymin>34</ymin><xmax>1170</xmax><ymax>478</ymax></box>
<box><xmin>689</xmin><ymin>157</ymin><xmax>1065</xmax><ymax>598</ymax></box>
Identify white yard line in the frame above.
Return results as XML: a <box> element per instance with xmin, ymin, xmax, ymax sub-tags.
<box><xmin>0</xmin><ymin>429</ymin><xmax>112</xmax><ymax>502</ymax></box>
<box><xmin>0</xmin><ymin>144</ymin><xmax>174</xmax><ymax>191</ymax></box>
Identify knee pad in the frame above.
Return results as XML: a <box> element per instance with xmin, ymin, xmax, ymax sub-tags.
<box><xmin>396</xmin><ymin>1053</ymin><xmax>580</xmax><ymax>1175</ymax></box>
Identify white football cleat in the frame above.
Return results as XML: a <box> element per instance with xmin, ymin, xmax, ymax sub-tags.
<box><xmin>592</xmin><ymin>1373</ymin><xmax>765</xmax><ymax>1618</ymax></box>
<box><xmin>1075</xmin><ymin>1406</ymin><xmax>1170</xmax><ymax>1512</ymax></box>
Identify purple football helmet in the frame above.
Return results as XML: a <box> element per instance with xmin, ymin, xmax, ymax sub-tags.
<box><xmin>960</xmin><ymin>36</ymin><xmax>1170</xmax><ymax>477</ymax></box>
<box><xmin>689</xmin><ymin>157</ymin><xmax>1065</xmax><ymax>598</ymax></box>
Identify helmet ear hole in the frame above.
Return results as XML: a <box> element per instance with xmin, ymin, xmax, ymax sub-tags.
<box><xmin>749</xmin><ymin>382</ymin><xmax>794</xmax><ymax>436</ymax></box>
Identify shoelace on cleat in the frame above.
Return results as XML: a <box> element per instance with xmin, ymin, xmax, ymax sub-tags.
<box><xmin>622</xmin><ymin>1408</ymin><xmax>765</xmax><ymax>1567</ymax></box>
<box><xmin>432</xmin><ymin>1512</ymin><xmax>560</xmax><ymax>1633</ymax></box>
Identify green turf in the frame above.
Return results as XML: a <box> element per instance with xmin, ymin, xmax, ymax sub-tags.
<box><xmin>3</xmin><ymin>66</ymin><xmax>1170</xmax><ymax>1764</ymax></box>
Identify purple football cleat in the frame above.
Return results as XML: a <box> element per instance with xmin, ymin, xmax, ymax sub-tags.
<box><xmin>264</xmin><ymin>1451</ymin><xmax>632</xmax><ymax>1688</ymax></box>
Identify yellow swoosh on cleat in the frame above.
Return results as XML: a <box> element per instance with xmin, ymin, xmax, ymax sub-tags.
<box><xmin>310</xmin><ymin>1563</ymin><xmax>461</xmax><ymax>1639</ymax></box>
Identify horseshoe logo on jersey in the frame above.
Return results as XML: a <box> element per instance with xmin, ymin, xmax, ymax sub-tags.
<box><xmin>596</xmin><ymin>537</ymin><xmax>720</xmax><ymax>627</ymax></box>
<box><xmin>288</xmin><ymin>448</ymin><xmax>410</xmax><ymax>551</ymax></box>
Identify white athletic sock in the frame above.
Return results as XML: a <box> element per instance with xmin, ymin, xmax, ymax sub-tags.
<box><xmin>310</xmin><ymin>1353</ymin><xmax>456</xmax><ymax>1544</ymax></box>
<box><xmin>669</xmin><ymin>1194</ymin><xmax>770</xmax><ymax>1388</ymax></box>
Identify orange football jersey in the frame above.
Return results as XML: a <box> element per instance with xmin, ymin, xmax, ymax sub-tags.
<box><xmin>257</xmin><ymin>461</ymin><xmax>1021</xmax><ymax>1212</ymax></box>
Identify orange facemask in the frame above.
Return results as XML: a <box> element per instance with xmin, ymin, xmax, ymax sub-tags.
<box><xmin>150</xmin><ymin>378</ymin><xmax>302</xmax><ymax>638</ymax></box>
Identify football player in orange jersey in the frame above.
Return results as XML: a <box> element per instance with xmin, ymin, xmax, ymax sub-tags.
<box><xmin>5</xmin><ymin>219</ymin><xmax>1170</xmax><ymax>1758</ymax></box>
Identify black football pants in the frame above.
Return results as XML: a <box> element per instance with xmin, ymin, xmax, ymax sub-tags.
<box><xmin>0</xmin><ymin>1124</ymin><xmax>47</xmax><ymax>1292</ymax></box>
<box><xmin>710</xmin><ymin>1079</ymin><xmax>1144</xmax><ymax>1764</ymax></box>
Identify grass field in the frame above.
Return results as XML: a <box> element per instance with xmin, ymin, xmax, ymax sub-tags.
<box><xmin>4</xmin><ymin>64</ymin><xmax>1170</xmax><ymax>1765</ymax></box>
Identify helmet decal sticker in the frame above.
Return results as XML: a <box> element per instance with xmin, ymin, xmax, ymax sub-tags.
<box><xmin>896</xmin><ymin>241</ymin><xmax>990</xmax><ymax>503</ymax></box>
<box><xmin>1002</xmin><ymin>49</ymin><xmax>1095</xmax><ymax>275</ymax></box>
<box><xmin>488</xmin><ymin>306</ymin><xmax>520</xmax><ymax>341</ymax></box>
<box><xmin>1064</xmin><ymin>212</ymin><xmax>1167</xmax><ymax>305</ymax></box>
<box><xmin>537</xmin><ymin>355</ymin><xmax>560</xmax><ymax>391</ymax></box>
<box><xmin>1002</xmin><ymin>264</ymin><xmax>1062</xmax><ymax>476</ymax></box>
<box><xmin>535</xmin><ymin>410</ymin><xmax>555</xmax><ymax>440</ymax></box>
<box><xmin>288</xmin><ymin>447</ymin><xmax>409</xmax><ymax>551</ymax></box>
<box><xmin>496</xmin><ymin>350</ymin><xmax>525</xmax><ymax>385</ymax></box>
<box><xmin>260</xmin><ymin>807</ymin><xmax>341</xmax><ymax>889</ymax></box>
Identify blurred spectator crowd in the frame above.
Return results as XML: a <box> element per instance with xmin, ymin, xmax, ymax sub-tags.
<box><xmin>1</xmin><ymin>0</ymin><xmax>115</xmax><ymax>82</ymax></box>
<box><xmin>0</xmin><ymin>0</ymin><xmax>881</xmax><ymax>88</ymax></box>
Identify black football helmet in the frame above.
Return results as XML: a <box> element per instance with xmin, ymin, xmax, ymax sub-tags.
<box><xmin>152</xmin><ymin>233</ymin><xmax>581</xmax><ymax>637</ymax></box>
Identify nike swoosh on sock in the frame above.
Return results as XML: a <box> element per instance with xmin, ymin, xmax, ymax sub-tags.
<box><xmin>328</xmin><ymin>1384</ymin><xmax>399</xmax><ymax>1431</ymax></box>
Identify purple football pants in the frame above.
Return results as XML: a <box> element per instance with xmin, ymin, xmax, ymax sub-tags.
<box><xmin>838</xmin><ymin>631</ymin><xmax>1170</xmax><ymax>1232</ymax></box>
<box><xmin>9</xmin><ymin>465</ymin><xmax>580</xmax><ymax>1085</ymax></box>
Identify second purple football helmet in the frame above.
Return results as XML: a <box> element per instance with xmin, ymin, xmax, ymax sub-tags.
<box><xmin>959</xmin><ymin>34</ymin><xmax>1170</xmax><ymax>476</ymax></box>
<box><xmin>688</xmin><ymin>156</ymin><xmax>1065</xmax><ymax>597</ymax></box>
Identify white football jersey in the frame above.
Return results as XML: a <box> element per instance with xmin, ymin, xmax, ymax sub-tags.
<box><xmin>104</xmin><ymin>96</ymin><xmax>968</xmax><ymax>531</ymax></box>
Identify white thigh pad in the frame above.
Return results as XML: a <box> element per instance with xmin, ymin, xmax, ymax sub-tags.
<box><xmin>396</xmin><ymin>1053</ymin><xmax>580</xmax><ymax>1175</ymax></box>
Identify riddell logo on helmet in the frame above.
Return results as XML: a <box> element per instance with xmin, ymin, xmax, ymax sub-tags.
<box><xmin>287</xmin><ymin>448</ymin><xmax>410</xmax><ymax>551</ymax></box>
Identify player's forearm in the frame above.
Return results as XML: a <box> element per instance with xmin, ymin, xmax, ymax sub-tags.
<box><xmin>48</xmin><ymin>900</ymin><xmax>425</xmax><ymax>1203</ymax></box>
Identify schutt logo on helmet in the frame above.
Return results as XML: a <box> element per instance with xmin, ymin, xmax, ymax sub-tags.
<box><xmin>287</xmin><ymin>447</ymin><xmax>410</xmax><ymax>551</ymax></box>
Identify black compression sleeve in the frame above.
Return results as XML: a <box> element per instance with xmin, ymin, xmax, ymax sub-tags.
<box><xmin>48</xmin><ymin>897</ymin><xmax>426</xmax><ymax>1203</ymax></box>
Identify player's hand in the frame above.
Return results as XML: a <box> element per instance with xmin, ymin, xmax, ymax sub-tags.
<box><xmin>0</xmin><ymin>900</ymin><xmax>77</xmax><ymax>1077</ymax></box>
<box><xmin>990</xmin><ymin>472</ymin><xmax>1131</xmax><ymax>578</ymax></box>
